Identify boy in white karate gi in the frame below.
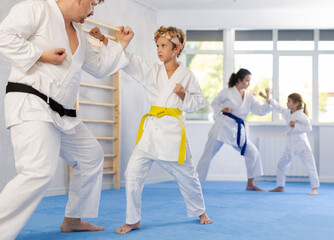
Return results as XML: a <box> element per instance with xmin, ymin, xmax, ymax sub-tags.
<box><xmin>196</xmin><ymin>69</ymin><xmax>271</xmax><ymax>191</ymax></box>
<box><xmin>0</xmin><ymin>0</ymin><xmax>133</xmax><ymax>239</ymax></box>
<box><xmin>260</xmin><ymin>90</ymin><xmax>320</xmax><ymax>195</ymax></box>
<box><xmin>92</xmin><ymin>26</ymin><xmax>213</xmax><ymax>233</ymax></box>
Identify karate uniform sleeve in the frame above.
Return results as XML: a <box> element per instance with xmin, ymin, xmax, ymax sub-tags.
<box><xmin>83</xmin><ymin>38</ymin><xmax>129</xmax><ymax>79</ymax></box>
<box><xmin>122</xmin><ymin>51</ymin><xmax>157</xmax><ymax>88</ymax></box>
<box><xmin>211</xmin><ymin>89</ymin><xmax>227</xmax><ymax>119</ymax></box>
<box><xmin>179</xmin><ymin>72</ymin><xmax>205</xmax><ymax>113</ymax></box>
<box><xmin>270</xmin><ymin>99</ymin><xmax>290</xmax><ymax>119</ymax></box>
<box><xmin>0</xmin><ymin>2</ymin><xmax>43</xmax><ymax>73</ymax></box>
<box><xmin>293</xmin><ymin>113</ymin><xmax>312</xmax><ymax>133</ymax></box>
<box><xmin>250</xmin><ymin>94</ymin><xmax>271</xmax><ymax>116</ymax></box>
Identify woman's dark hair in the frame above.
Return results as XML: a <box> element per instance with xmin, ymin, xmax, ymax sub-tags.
<box><xmin>288</xmin><ymin>93</ymin><xmax>308</xmax><ymax>116</ymax></box>
<box><xmin>228</xmin><ymin>68</ymin><xmax>251</xmax><ymax>88</ymax></box>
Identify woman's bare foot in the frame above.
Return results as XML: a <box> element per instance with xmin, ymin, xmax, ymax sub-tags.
<box><xmin>269</xmin><ymin>186</ymin><xmax>285</xmax><ymax>192</ymax></box>
<box><xmin>200</xmin><ymin>212</ymin><xmax>212</xmax><ymax>224</ymax></box>
<box><xmin>308</xmin><ymin>188</ymin><xmax>318</xmax><ymax>195</ymax></box>
<box><xmin>116</xmin><ymin>221</ymin><xmax>141</xmax><ymax>234</ymax></box>
<box><xmin>60</xmin><ymin>217</ymin><xmax>104</xmax><ymax>232</ymax></box>
<box><xmin>246</xmin><ymin>178</ymin><xmax>265</xmax><ymax>191</ymax></box>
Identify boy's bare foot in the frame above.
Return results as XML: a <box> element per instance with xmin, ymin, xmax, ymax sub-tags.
<box><xmin>200</xmin><ymin>212</ymin><xmax>212</xmax><ymax>224</ymax></box>
<box><xmin>60</xmin><ymin>217</ymin><xmax>104</xmax><ymax>232</ymax></box>
<box><xmin>269</xmin><ymin>187</ymin><xmax>285</xmax><ymax>192</ymax></box>
<box><xmin>116</xmin><ymin>221</ymin><xmax>141</xmax><ymax>234</ymax></box>
<box><xmin>308</xmin><ymin>188</ymin><xmax>318</xmax><ymax>195</ymax></box>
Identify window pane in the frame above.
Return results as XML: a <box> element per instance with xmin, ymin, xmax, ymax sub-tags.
<box><xmin>235</xmin><ymin>30</ymin><xmax>273</xmax><ymax>50</ymax></box>
<box><xmin>278</xmin><ymin>30</ymin><xmax>314</xmax><ymax>50</ymax></box>
<box><xmin>277</xmin><ymin>41</ymin><xmax>314</xmax><ymax>51</ymax></box>
<box><xmin>186</xmin><ymin>30</ymin><xmax>223</xmax><ymax>50</ymax></box>
<box><xmin>319</xmin><ymin>30</ymin><xmax>334</xmax><ymax>50</ymax></box>
<box><xmin>234</xmin><ymin>54</ymin><xmax>273</xmax><ymax>122</ymax></box>
<box><xmin>185</xmin><ymin>54</ymin><xmax>223</xmax><ymax>120</ymax></box>
<box><xmin>234</xmin><ymin>41</ymin><xmax>273</xmax><ymax>51</ymax></box>
<box><xmin>279</xmin><ymin>56</ymin><xmax>313</xmax><ymax>119</ymax></box>
<box><xmin>319</xmin><ymin>54</ymin><xmax>334</xmax><ymax>122</ymax></box>
<box><xmin>186</xmin><ymin>41</ymin><xmax>223</xmax><ymax>51</ymax></box>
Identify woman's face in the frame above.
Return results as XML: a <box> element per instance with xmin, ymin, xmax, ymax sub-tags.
<box><xmin>238</xmin><ymin>74</ymin><xmax>251</xmax><ymax>90</ymax></box>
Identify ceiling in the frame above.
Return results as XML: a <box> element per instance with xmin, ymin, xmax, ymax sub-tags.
<box><xmin>133</xmin><ymin>0</ymin><xmax>334</xmax><ymax>11</ymax></box>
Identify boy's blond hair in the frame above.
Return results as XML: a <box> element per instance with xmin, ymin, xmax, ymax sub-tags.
<box><xmin>154</xmin><ymin>26</ymin><xmax>186</xmax><ymax>58</ymax></box>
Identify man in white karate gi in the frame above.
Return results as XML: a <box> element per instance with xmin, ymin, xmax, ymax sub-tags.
<box><xmin>0</xmin><ymin>0</ymin><xmax>133</xmax><ymax>239</ymax></box>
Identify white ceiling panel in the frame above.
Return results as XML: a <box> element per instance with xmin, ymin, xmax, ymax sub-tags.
<box><xmin>133</xmin><ymin>0</ymin><xmax>334</xmax><ymax>10</ymax></box>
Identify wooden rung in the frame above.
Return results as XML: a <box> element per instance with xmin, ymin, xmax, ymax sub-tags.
<box><xmin>103</xmin><ymin>170</ymin><xmax>116</xmax><ymax>174</ymax></box>
<box><xmin>104</xmin><ymin>153</ymin><xmax>117</xmax><ymax>158</ymax></box>
<box><xmin>82</xmin><ymin>27</ymin><xmax>117</xmax><ymax>41</ymax></box>
<box><xmin>85</xmin><ymin>18</ymin><xmax>121</xmax><ymax>31</ymax></box>
<box><xmin>79</xmin><ymin>101</ymin><xmax>116</xmax><ymax>107</ymax></box>
<box><xmin>82</xmin><ymin>119</ymin><xmax>116</xmax><ymax>124</ymax></box>
<box><xmin>104</xmin><ymin>161</ymin><xmax>113</xmax><ymax>168</ymax></box>
<box><xmin>80</xmin><ymin>82</ymin><xmax>116</xmax><ymax>90</ymax></box>
<box><xmin>96</xmin><ymin>136</ymin><xmax>117</xmax><ymax>140</ymax></box>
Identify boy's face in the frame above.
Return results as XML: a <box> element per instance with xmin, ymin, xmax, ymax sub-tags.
<box><xmin>156</xmin><ymin>37</ymin><xmax>177</xmax><ymax>62</ymax></box>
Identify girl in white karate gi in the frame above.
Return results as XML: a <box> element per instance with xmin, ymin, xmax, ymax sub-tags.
<box><xmin>196</xmin><ymin>69</ymin><xmax>271</xmax><ymax>191</ymax></box>
<box><xmin>91</xmin><ymin>26</ymin><xmax>212</xmax><ymax>233</ymax></box>
<box><xmin>260</xmin><ymin>91</ymin><xmax>320</xmax><ymax>195</ymax></box>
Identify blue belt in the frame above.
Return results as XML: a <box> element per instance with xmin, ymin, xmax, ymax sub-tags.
<box><xmin>223</xmin><ymin>112</ymin><xmax>247</xmax><ymax>156</ymax></box>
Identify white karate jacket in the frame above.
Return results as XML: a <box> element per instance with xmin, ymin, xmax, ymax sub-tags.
<box><xmin>123</xmin><ymin>52</ymin><xmax>205</xmax><ymax>162</ymax></box>
<box><xmin>270</xmin><ymin>99</ymin><xmax>313</xmax><ymax>153</ymax></box>
<box><xmin>209</xmin><ymin>86</ymin><xmax>271</xmax><ymax>146</ymax></box>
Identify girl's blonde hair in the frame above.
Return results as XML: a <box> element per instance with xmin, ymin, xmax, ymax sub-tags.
<box><xmin>154</xmin><ymin>26</ymin><xmax>186</xmax><ymax>58</ymax></box>
<box><xmin>288</xmin><ymin>93</ymin><xmax>308</xmax><ymax>116</ymax></box>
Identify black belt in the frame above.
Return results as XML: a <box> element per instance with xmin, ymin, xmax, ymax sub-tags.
<box><xmin>6</xmin><ymin>82</ymin><xmax>76</xmax><ymax>117</ymax></box>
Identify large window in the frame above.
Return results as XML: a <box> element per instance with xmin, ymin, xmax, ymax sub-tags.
<box><xmin>184</xmin><ymin>30</ymin><xmax>223</xmax><ymax>120</ymax></box>
<box><xmin>279</xmin><ymin>56</ymin><xmax>313</xmax><ymax>119</ymax></box>
<box><xmin>234</xmin><ymin>30</ymin><xmax>273</xmax><ymax>122</ymax></box>
<box><xmin>319</xmin><ymin>54</ymin><xmax>334</xmax><ymax>122</ymax></box>
<box><xmin>184</xmin><ymin>29</ymin><xmax>334</xmax><ymax>123</ymax></box>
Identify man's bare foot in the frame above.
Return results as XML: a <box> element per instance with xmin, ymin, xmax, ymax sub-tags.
<box><xmin>60</xmin><ymin>217</ymin><xmax>104</xmax><ymax>232</ymax></box>
<box><xmin>246</xmin><ymin>178</ymin><xmax>265</xmax><ymax>191</ymax></box>
<box><xmin>116</xmin><ymin>221</ymin><xmax>141</xmax><ymax>234</ymax></box>
<box><xmin>308</xmin><ymin>188</ymin><xmax>318</xmax><ymax>195</ymax></box>
<box><xmin>246</xmin><ymin>184</ymin><xmax>265</xmax><ymax>191</ymax></box>
<box><xmin>200</xmin><ymin>212</ymin><xmax>212</xmax><ymax>224</ymax></box>
<box><xmin>269</xmin><ymin>186</ymin><xmax>285</xmax><ymax>192</ymax></box>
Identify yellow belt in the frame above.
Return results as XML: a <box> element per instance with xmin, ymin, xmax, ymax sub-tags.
<box><xmin>136</xmin><ymin>106</ymin><xmax>186</xmax><ymax>165</ymax></box>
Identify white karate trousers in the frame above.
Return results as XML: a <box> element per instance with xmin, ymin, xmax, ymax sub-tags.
<box><xmin>125</xmin><ymin>149</ymin><xmax>206</xmax><ymax>225</ymax></box>
<box><xmin>196</xmin><ymin>136</ymin><xmax>263</xmax><ymax>182</ymax></box>
<box><xmin>276</xmin><ymin>144</ymin><xmax>320</xmax><ymax>188</ymax></box>
<box><xmin>0</xmin><ymin>121</ymin><xmax>104</xmax><ymax>240</ymax></box>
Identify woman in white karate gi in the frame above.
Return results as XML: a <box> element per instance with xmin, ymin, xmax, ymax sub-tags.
<box><xmin>260</xmin><ymin>91</ymin><xmax>320</xmax><ymax>195</ymax></box>
<box><xmin>91</xmin><ymin>26</ymin><xmax>212</xmax><ymax>234</ymax></box>
<box><xmin>196</xmin><ymin>69</ymin><xmax>271</xmax><ymax>191</ymax></box>
<box><xmin>0</xmin><ymin>0</ymin><xmax>133</xmax><ymax>239</ymax></box>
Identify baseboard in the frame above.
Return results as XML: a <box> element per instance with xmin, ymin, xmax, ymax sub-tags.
<box><xmin>206</xmin><ymin>175</ymin><xmax>246</xmax><ymax>181</ymax></box>
<box><xmin>44</xmin><ymin>187</ymin><xmax>68</xmax><ymax>197</ymax></box>
<box><xmin>319</xmin><ymin>176</ymin><xmax>334</xmax><ymax>183</ymax></box>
